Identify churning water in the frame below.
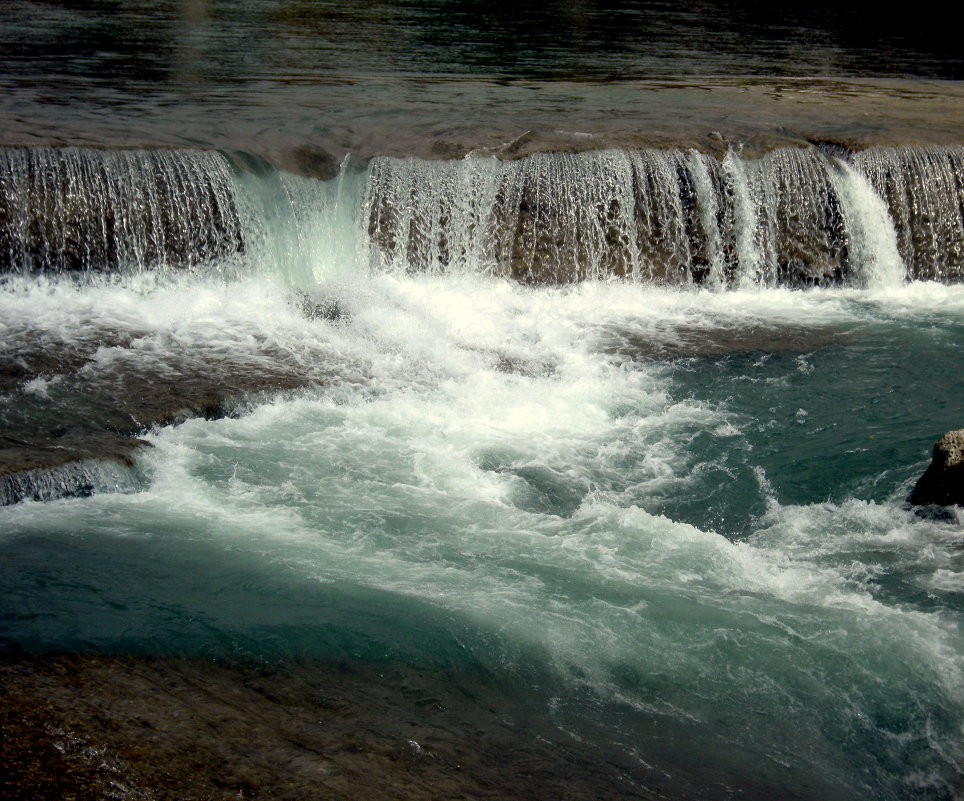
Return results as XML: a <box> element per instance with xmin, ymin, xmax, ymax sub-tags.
<box><xmin>0</xmin><ymin>142</ymin><xmax>962</xmax><ymax>800</ymax></box>
<box><xmin>1</xmin><ymin>3</ymin><xmax>963</xmax><ymax>799</ymax></box>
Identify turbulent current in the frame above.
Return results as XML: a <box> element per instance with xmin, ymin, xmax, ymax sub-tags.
<box><xmin>1</xmin><ymin>145</ymin><xmax>963</xmax><ymax>800</ymax></box>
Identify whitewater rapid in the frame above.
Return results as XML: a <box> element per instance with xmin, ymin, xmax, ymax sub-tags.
<box><xmin>1</xmin><ymin>271</ymin><xmax>961</xmax><ymax>800</ymax></box>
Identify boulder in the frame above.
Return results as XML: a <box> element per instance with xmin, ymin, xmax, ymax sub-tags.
<box><xmin>907</xmin><ymin>429</ymin><xmax>964</xmax><ymax>507</ymax></box>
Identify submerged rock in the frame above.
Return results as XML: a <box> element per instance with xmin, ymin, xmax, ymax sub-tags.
<box><xmin>907</xmin><ymin>429</ymin><xmax>964</xmax><ymax>507</ymax></box>
<box><xmin>0</xmin><ymin>654</ymin><xmax>664</xmax><ymax>801</ymax></box>
<box><xmin>274</xmin><ymin>144</ymin><xmax>340</xmax><ymax>180</ymax></box>
<box><xmin>599</xmin><ymin>320</ymin><xmax>853</xmax><ymax>361</ymax></box>
<box><xmin>0</xmin><ymin>367</ymin><xmax>309</xmax><ymax>505</ymax></box>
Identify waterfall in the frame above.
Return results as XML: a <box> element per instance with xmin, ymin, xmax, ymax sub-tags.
<box><xmin>826</xmin><ymin>158</ymin><xmax>906</xmax><ymax>288</ymax></box>
<box><xmin>685</xmin><ymin>150</ymin><xmax>728</xmax><ymax>288</ymax></box>
<box><xmin>849</xmin><ymin>146</ymin><xmax>964</xmax><ymax>282</ymax></box>
<box><xmin>0</xmin><ymin>147</ymin><xmax>247</xmax><ymax>275</ymax></box>
<box><xmin>365</xmin><ymin>147</ymin><xmax>860</xmax><ymax>287</ymax></box>
<box><xmin>4</xmin><ymin>143</ymin><xmax>964</xmax><ymax>287</ymax></box>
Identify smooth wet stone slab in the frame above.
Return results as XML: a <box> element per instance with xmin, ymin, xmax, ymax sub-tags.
<box><xmin>0</xmin><ymin>360</ymin><xmax>309</xmax><ymax>503</ymax></box>
<box><xmin>3</xmin><ymin>73</ymin><xmax>964</xmax><ymax>166</ymax></box>
<box><xmin>597</xmin><ymin>320</ymin><xmax>854</xmax><ymax>361</ymax></box>
<box><xmin>0</xmin><ymin>654</ymin><xmax>666</xmax><ymax>801</ymax></box>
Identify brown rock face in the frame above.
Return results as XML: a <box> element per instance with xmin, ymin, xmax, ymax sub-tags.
<box><xmin>908</xmin><ymin>429</ymin><xmax>964</xmax><ymax>507</ymax></box>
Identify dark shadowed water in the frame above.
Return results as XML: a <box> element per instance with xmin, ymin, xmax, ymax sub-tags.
<box><xmin>1</xmin><ymin>0</ymin><xmax>963</xmax><ymax>160</ymax></box>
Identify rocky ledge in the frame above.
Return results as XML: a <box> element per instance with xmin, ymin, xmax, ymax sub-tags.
<box><xmin>0</xmin><ymin>294</ymin><xmax>361</xmax><ymax>506</ymax></box>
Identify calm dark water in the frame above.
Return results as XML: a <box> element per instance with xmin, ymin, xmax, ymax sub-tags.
<box><xmin>3</xmin><ymin>0</ymin><xmax>961</xmax><ymax>83</ymax></box>
<box><xmin>1</xmin><ymin>1</ymin><xmax>962</xmax><ymax>158</ymax></box>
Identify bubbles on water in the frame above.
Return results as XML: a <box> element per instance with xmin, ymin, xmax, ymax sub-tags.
<box><xmin>2</xmin><ymin>225</ymin><xmax>964</xmax><ymax>799</ymax></box>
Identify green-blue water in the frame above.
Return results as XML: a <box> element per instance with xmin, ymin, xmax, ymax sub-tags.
<box><xmin>1</xmin><ymin>272</ymin><xmax>962</xmax><ymax>800</ymax></box>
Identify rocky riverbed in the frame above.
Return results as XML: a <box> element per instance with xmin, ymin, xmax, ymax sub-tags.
<box><xmin>0</xmin><ymin>654</ymin><xmax>666</xmax><ymax>801</ymax></box>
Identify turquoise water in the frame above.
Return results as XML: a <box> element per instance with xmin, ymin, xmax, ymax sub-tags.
<box><xmin>1</xmin><ymin>270</ymin><xmax>962</xmax><ymax>800</ymax></box>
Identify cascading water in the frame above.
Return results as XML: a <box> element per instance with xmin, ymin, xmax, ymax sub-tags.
<box><xmin>0</xmin><ymin>147</ymin><xmax>247</xmax><ymax>274</ymax></box>
<box><xmin>826</xmin><ymin>158</ymin><xmax>907</xmax><ymax>288</ymax></box>
<box><xmin>851</xmin><ymin>146</ymin><xmax>964</xmax><ymax>282</ymax></box>
<box><xmin>3</xmin><ymin>144</ymin><xmax>964</xmax><ymax>287</ymax></box>
<box><xmin>362</xmin><ymin>144</ymin><xmax>960</xmax><ymax>287</ymax></box>
<box><xmin>1</xmin><ymin>141</ymin><xmax>963</xmax><ymax>801</ymax></box>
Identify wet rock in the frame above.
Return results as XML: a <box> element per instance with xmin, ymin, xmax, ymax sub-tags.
<box><xmin>0</xmin><ymin>367</ymin><xmax>307</xmax><ymax>505</ymax></box>
<box><xmin>599</xmin><ymin>320</ymin><xmax>852</xmax><ymax>361</ymax></box>
<box><xmin>485</xmin><ymin>128</ymin><xmax>807</xmax><ymax>162</ymax></box>
<box><xmin>0</xmin><ymin>654</ymin><xmax>664</xmax><ymax>801</ymax></box>
<box><xmin>908</xmin><ymin>429</ymin><xmax>964</xmax><ymax>507</ymax></box>
<box><xmin>0</xmin><ymin>458</ymin><xmax>146</xmax><ymax>506</ymax></box>
<box><xmin>0</xmin><ymin>313</ymin><xmax>355</xmax><ymax>505</ymax></box>
<box><xmin>275</xmin><ymin>144</ymin><xmax>340</xmax><ymax>181</ymax></box>
<box><xmin>429</xmin><ymin>138</ymin><xmax>471</xmax><ymax>160</ymax></box>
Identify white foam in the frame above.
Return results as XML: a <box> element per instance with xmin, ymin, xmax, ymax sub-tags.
<box><xmin>3</xmin><ymin>270</ymin><xmax>963</xmax><ymax>797</ymax></box>
<box><xmin>827</xmin><ymin>158</ymin><xmax>906</xmax><ymax>288</ymax></box>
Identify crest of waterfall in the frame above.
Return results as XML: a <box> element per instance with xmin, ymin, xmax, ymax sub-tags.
<box><xmin>849</xmin><ymin>146</ymin><xmax>964</xmax><ymax>282</ymax></box>
<box><xmin>0</xmin><ymin>147</ymin><xmax>246</xmax><ymax>275</ymax></box>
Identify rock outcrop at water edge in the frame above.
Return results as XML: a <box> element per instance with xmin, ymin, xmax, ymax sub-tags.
<box><xmin>908</xmin><ymin>429</ymin><xmax>964</xmax><ymax>507</ymax></box>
